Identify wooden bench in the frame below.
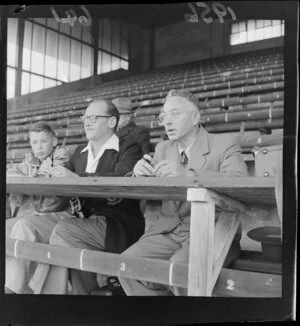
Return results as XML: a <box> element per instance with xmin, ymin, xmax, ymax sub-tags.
<box><xmin>6</xmin><ymin>176</ymin><xmax>281</xmax><ymax>297</ymax></box>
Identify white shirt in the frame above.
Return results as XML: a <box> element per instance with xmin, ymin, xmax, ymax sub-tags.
<box><xmin>80</xmin><ymin>134</ymin><xmax>119</xmax><ymax>173</ymax></box>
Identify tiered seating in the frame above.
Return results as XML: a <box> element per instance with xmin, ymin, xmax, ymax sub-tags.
<box><xmin>7</xmin><ymin>47</ymin><xmax>284</xmax><ymax>165</ymax></box>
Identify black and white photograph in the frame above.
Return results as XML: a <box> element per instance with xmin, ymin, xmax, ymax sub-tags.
<box><xmin>0</xmin><ymin>2</ymin><xmax>297</xmax><ymax>324</ymax></box>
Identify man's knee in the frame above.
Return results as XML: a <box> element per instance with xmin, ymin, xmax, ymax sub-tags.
<box><xmin>49</xmin><ymin>220</ymin><xmax>75</xmax><ymax>247</ymax></box>
<box><xmin>170</xmin><ymin>244</ymin><xmax>189</xmax><ymax>264</ymax></box>
<box><xmin>9</xmin><ymin>218</ymin><xmax>37</xmax><ymax>241</ymax></box>
<box><xmin>121</xmin><ymin>243</ymin><xmax>139</xmax><ymax>256</ymax></box>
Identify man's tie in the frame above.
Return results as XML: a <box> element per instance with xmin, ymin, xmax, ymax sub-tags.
<box><xmin>180</xmin><ymin>151</ymin><xmax>189</xmax><ymax>167</ymax></box>
<box><xmin>177</xmin><ymin>151</ymin><xmax>189</xmax><ymax>208</ymax></box>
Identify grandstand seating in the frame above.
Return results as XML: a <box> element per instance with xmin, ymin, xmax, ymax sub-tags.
<box><xmin>7</xmin><ymin>47</ymin><xmax>284</xmax><ymax>167</ymax></box>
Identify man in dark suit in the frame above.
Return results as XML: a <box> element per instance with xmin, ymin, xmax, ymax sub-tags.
<box><xmin>119</xmin><ymin>89</ymin><xmax>248</xmax><ymax>296</ymax></box>
<box><xmin>29</xmin><ymin>99</ymin><xmax>144</xmax><ymax>295</ymax></box>
<box><xmin>113</xmin><ymin>97</ymin><xmax>150</xmax><ymax>155</ymax></box>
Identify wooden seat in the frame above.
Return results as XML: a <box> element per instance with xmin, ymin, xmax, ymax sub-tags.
<box><xmin>230</xmin><ymin>250</ymin><xmax>282</xmax><ymax>275</ymax></box>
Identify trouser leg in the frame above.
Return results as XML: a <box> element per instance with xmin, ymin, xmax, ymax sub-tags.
<box><xmin>119</xmin><ymin>234</ymin><xmax>181</xmax><ymax>296</ymax></box>
<box><xmin>5</xmin><ymin>212</ymin><xmax>66</xmax><ymax>294</ymax></box>
<box><xmin>119</xmin><ymin>231</ymin><xmax>241</xmax><ymax>296</ymax></box>
<box><xmin>39</xmin><ymin>216</ymin><xmax>107</xmax><ymax>295</ymax></box>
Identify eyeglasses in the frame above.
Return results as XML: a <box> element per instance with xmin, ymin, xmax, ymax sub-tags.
<box><xmin>158</xmin><ymin>110</ymin><xmax>196</xmax><ymax>126</ymax></box>
<box><xmin>81</xmin><ymin>115</ymin><xmax>112</xmax><ymax>124</ymax></box>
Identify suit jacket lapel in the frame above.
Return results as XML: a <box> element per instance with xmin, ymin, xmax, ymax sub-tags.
<box><xmin>78</xmin><ymin>150</ymin><xmax>88</xmax><ymax>173</ymax></box>
<box><xmin>165</xmin><ymin>142</ymin><xmax>183</xmax><ymax>210</ymax></box>
<box><xmin>187</xmin><ymin>127</ymin><xmax>210</xmax><ymax>172</ymax></box>
<box><xmin>95</xmin><ymin>149</ymin><xmax>117</xmax><ymax>175</ymax></box>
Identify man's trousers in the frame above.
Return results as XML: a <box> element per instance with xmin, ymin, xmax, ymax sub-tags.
<box><xmin>33</xmin><ymin>215</ymin><xmax>108</xmax><ymax>295</ymax></box>
<box><xmin>5</xmin><ymin>210</ymin><xmax>73</xmax><ymax>294</ymax></box>
<box><xmin>119</xmin><ymin>223</ymin><xmax>240</xmax><ymax>296</ymax></box>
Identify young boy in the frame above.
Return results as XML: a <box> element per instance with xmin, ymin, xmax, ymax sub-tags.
<box><xmin>5</xmin><ymin>121</ymin><xmax>72</xmax><ymax>294</ymax></box>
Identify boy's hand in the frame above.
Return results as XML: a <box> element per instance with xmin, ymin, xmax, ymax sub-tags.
<box><xmin>38</xmin><ymin>157</ymin><xmax>53</xmax><ymax>176</ymax></box>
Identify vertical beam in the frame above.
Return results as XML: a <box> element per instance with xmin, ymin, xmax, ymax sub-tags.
<box><xmin>15</xmin><ymin>18</ymin><xmax>25</xmax><ymax>97</ymax></box>
<box><xmin>187</xmin><ymin>188</ymin><xmax>215</xmax><ymax>296</ymax></box>
<box><xmin>128</xmin><ymin>23</ymin><xmax>132</xmax><ymax>72</ymax></box>
<box><xmin>92</xmin><ymin>18</ymin><xmax>99</xmax><ymax>76</ymax></box>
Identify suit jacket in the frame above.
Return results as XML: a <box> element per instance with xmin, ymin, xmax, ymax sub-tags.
<box><xmin>117</xmin><ymin>121</ymin><xmax>150</xmax><ymax>155</ymax></box>
<box><xmin>143</xmin><ymin>127</ymin><xmax>248</xmax><ymax>239</ymax></box>
<box><xmin>65</xmin><ymin>137</ymin><xmax>145</xmax><ymax>253</ymax></box>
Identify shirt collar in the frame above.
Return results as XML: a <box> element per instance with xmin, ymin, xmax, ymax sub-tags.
<box><xmin>80</xmin><ymin>133</ymin><xmax>119</xmax><ymax>154</ymax></box>
<box><xmin>177</xmin><ymin>143</ymin><xmax>191</xmax><ymax>158</ymax></box>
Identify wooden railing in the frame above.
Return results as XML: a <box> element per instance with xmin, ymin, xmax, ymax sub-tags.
<box><xmin>6</xmin><ymin>176</ymin><xmax>281</xmax><ymax>296</ymax></box>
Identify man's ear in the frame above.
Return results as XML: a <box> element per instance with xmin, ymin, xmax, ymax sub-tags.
<box><xmin>192</xmin><ymin>111</ymin><xmax>201</xmax><ymax>126</ymax></box>
<box><xmin>53</xmin><ymin>137</ymin><xmax>58</xmax><ymax>147</ymax></box>
<box><xmin>108</xmin><ymin>116</ymin><xmax>117</xmax><ymax>129</ymax></box>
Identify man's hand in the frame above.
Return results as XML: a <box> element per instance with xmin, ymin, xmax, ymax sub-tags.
<box><xmin>133</xmin><ymin>154</ymin><xmax>155</xmax><ymax>176</ymax></box>
<box><xmin>153</xmin><ymin>160</ymin><xmax>188</xmax><ymax>177</ymax></box>
<box><xmin>38</xmin><ymin>157</ymin><xmax>53</xmax><ymax>176</ymax></box>
<box><xmin>48</xmin><ymin>165</ymin><xmax>79</xmax><ymax>178</ymax></box>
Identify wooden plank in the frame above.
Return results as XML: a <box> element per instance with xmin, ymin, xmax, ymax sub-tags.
<box><xmin>6</xmin><ymin>239</ymin><xmax>281</xmax><ymax>297</ymax></box>
<box><xmin>188</xmin><ymin>191</ymin><xmax>215</xmax><ymax>296</ymax></box>
<box><xmin>212</xmin><ymin>212</ymin><xmax>241</xmax><ymax>289</ymax></box>
<box><xmin>187</xmin><ymin>188</ymin><xmax>246</xmax><ymax>212</ymax></box>
<box><xmin>213</xmin><ymin>268</ymin><xmax>282</xmax><ymax>297</ymax></box>
<box><xmin>6</xmin><ymin>238</ymin><xmax>188</xmax><ymax>288</ymax></box>
<box><xmin>6</xmin><ymin>176</ymin><xmax>276</xmax><ymax>205</ymax></box>
<box><xmin>230</xmin><ymin>250</ymin><xmax>282</xmax><ymax>275</ymax></box>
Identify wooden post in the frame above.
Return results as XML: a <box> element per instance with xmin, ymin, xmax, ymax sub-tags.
<box><xmin>187</xmin><ymin>188</ymin><xmax>246</xmax><ymax>296</ymax></box>
<box><xmin>212</xmin><ymin>212</ymin><xmax>241</xmax><ymax>289</ymax></box>
<box><xmin>187</xmin><ymin>188</ymin><xmax>215</xmax><ymax>296</ymax></box>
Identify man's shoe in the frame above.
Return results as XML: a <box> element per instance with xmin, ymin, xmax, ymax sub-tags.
<box><xmin>90</xmin><ymin>277</ymin><xmax>126</xmax><ymax>296</ymax></box>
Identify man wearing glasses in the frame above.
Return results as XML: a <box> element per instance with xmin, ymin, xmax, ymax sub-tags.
<box><xmin>29</xmin><ymin>98</ymin><xmax>145</xmax><ymax>295</ymax></box>
<box><xmin>118</xmin><ymin>89</ymin><xmax>248</xmax><ymax>296</ymax></box>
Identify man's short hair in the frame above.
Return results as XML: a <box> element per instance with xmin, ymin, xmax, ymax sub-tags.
<box><xmin>29</xmin><ymin>121</ymin><xmax>56</xmax><ymax>137</ymax></box>
<box><xmin>166</xmin><ymin>89</ymin><xmax>200</xmax><ymax>111</ymax></box>
<box><xmin>92</xmin><ymin>98</ymin><xmax>120</xmax><ymax>131</ymax></box>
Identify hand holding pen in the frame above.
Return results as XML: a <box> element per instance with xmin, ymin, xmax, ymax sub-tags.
<box><xmin>133</xmin><ymin>154</ymin><xmax>155</xmax><ymax>176</ymax></box>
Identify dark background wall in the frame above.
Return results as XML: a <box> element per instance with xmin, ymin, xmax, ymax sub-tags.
<box><xmin>153</xmin><ymin>20</ymin><xmax>284</xmax><ymax>68</ymax></box>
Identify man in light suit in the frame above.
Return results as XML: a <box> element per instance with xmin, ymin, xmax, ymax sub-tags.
<box><xmin>119</xmin><ymin>89</ymin><xmax>248</xmax><ymax>296</ymax></box>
